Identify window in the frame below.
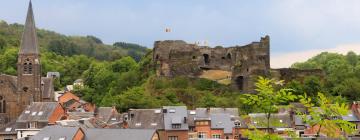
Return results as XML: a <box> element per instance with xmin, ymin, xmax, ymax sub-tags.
<box><xmin>0</xmin><ymin>96</ymin><xmax>5</xmax><ymax>113</ymax></box>
<box><xmin>235</xmin><ymin>121</ymin><xmax>241</xmax><ymax>127</ymax></box>
<box><xmin>172</xmin><ymin>124</ymin><xmax>181</xmax><ymax>129</ymax></box>
<box><xmin>23</xmin><ymin>58</ymin><xmax>33</xmax><ymax>74</ymax></box>
<box><xmin>203</xmin><ymin>54</ymin><xmax>210</xmax><ymax>65</ymax></box>
<box><xmin>168</xmin><ymin>136</ymin><xmax>178</xmax><ymax>140</ymax></box>
<box><xmin>198</xmin><ymin>132</ymin><xmax>206</xmax><ymax>139</ymax></box>
<box><xmin>27</xmin><ymin>122</ymin><xmax>37</xmax><ymax>128</ymax></box>
<box><xmin>212</xmin><ymin>134</ymin><xmax>221</xmax><ymax>139</ymax></box>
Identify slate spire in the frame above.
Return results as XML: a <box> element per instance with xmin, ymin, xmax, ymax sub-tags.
<box><xmin>19</xmin><ymin>0</ymin><xmax>39</xmax><ymax>55</ymax></box>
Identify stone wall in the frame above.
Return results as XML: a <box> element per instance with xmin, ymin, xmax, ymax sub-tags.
<box><xmin>153</xmin><ymin>35</ymin><xmax>324</xmax><ymax>93</ymax></box>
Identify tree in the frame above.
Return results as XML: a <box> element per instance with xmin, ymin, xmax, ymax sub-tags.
<box><xmin>298</xmin><ymin>93</ymin><xmax>356</xmax><ymax>138</ymax></box>
<box><xmin>242</xmin><ymin>77</ymin><xmax>297</xmax><ymax>133</ymax></box>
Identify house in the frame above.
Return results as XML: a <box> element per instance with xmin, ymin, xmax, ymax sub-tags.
<box><xmin>84</xmin><ymin>129</ymin><xmax>159</xmax><ymax>140</ymax></box>
<box><xmin>27</xmin><ymin>125</ymin><xmax>84</xmax><ymax>140</ymax></box>
<box><xmin>58</xmin><ymin>92</ymin><xmax>95</xmax><ymax>112</ymax></box>
<box><xmin>127</xmin><ymin>109</ymin><xmax>165</xmax><ymax>138</ymax></box>
<box><xmin>248</xmin><ymin>112</ymin><xmax>294</xmax><ymax>135</ymax></box>
<box><xmin>193</xmin><ymin>108</ymin><xmax>239</xmax><ymax>139</ymax></box>
<box><xmin>15</xmin><ymin>102</ymin><xmax>66</xmax><ymax>139</ymax></box>
<box><xmin>163</xmin><ymin>106</ymin><xmax>189</xmax><ymax>140</ymax></box>
<box><xmin>95</xmin><ymin>107</ymin><xmax>120</xmax><ymax>124</ymax></box>
<box><xmin>0</xmin><ymin>121</ymin><xmax>17</xmax><ymax>140</ymax></box>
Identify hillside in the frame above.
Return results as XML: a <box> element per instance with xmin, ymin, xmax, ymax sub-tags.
<box><xmin>291</xmin><ymin>51</ymin><xmax>360</xmax><ymax>100</ymax></box>
<box><xmin>0</xmin><ymin>20</ymin><xmax>149</xmax><ymax>61</ymax></box>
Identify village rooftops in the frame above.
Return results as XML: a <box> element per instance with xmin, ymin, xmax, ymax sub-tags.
<box><xmin>84</xmin><ymin>128</ymin><xmax>158</xmax><ymax>140</ymax></box>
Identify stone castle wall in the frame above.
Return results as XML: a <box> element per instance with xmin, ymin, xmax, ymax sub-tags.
<box><xmin>152</xmin><ymin>36</ymin><xmax>324</xmax><ymax>92</ymax></box>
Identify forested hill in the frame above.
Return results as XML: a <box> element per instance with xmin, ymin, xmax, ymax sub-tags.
<box><xmin>0</xmin><ymin>20</ymin><xmax>149</xmax><ymax>61</ymax></box>
<box><xmin>291</xmin><ymin>51</ymin><xmax>360</xmax><ymax>100</ymax></box>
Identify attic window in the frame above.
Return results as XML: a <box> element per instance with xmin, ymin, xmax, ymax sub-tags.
<box><xmin>169</xmin><ymin>109</ymin><xmax>176</xmax><ymax>113</ymax></box>
<box><xmin>38</xmin><ymin>111</ymin><xmax>44</xmax><ymax>116</ymax></box>
<box><xmin>31</xmin><ymin>112</ymin><xmax>37</xmax><ymax>116</ymax></box>
<box><xmin>43</xmin><ymin>137</ymin><xmax>50</xmax><ymax>140</ymax></box>
<box><xmin>154</xmin><ymin>109</ymin><xmax>161</xmax><ymax>113</ymax></box>
<box><xmin>5</xmin><ymin>128</ymin><xmax>12</xmax><ymax>132</ymax></box>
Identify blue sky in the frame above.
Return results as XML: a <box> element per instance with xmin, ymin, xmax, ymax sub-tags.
<box><xmin>1</xmin><ymin>0</ymin><xmax>360</xmax><ymax>67</ymax></box>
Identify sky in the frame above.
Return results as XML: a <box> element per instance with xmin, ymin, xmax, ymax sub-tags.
<box><xmin>0</xmin><ymin>0</ymin><xmax>360</xmax><ymax>68</ymax></box>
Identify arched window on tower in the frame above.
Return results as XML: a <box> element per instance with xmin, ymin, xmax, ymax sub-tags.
<box><xmin>23</xmin><ymin>58</ymin><xmax>32</xmax><ymax>74</ymax></box>
<box><xmin>0</xmin><ymin>96</ymin><xmax>5</xmax><ymax>113</ymax></box>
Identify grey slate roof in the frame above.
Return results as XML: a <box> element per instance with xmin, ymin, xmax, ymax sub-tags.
<box><xmin>84</xmin><ymin>129</ymin><xmax>157</xmax><ymax>140</ymax></box>
<box><xmin>97</xmin><ymin>107</ymin><xmax>114</xmax><ymax>123</ymax></box>
<box><xmin>128</xmin><ymin>109</ymin><xmax>164</xmax><ymax>129</ymax></box>
<box><xmin>41</xmin><ymin>77</ymin><xmax>54</xmax><ymax>99</ymax></box>
<box><xmin>163</xmin><ymin>106</ymin><xmax>189</xmax><ymax>130</ymax></box>
<box><xmin>195</xmin><ymin>108</ymin><xmax>239</xmax><ymax>121</ymax></box>
<box><xmin>29</xmin><ymin>126</ymin><xmax>80</xmax><ymax>140</ymax></box>
<box><xmin>19</xmin><ymin>0</ymin><xmax>39</xmax><ymax>55</ymax></box>
<box><xmin>210</xmin><ymin>114</ymin><xmax>235</xmax><ymax>134</ymax></box>
<box><xmin>248</xmin><ymin>113</ymin><xmax>292</xmax><ymax>128</ymax></box>
<box><xmin>17</xmin><ymin>102</ymin><xmax>59</xmax><ymax>122</ymax></box>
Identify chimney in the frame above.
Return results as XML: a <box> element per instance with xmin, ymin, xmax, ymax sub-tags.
<box><xmin>184</xmin><ymin>117</ymin><xmax>187</xmax><ymax>123</ymax></box>
<box><xmin>163</xmin><ymin>109</ymin><xmax>168</xmax><ymax>113</ymax></box>
<box><xmin>206</xmin><ymin>107</ymin><xmax>210</xmax><ymax>113</ymax></box>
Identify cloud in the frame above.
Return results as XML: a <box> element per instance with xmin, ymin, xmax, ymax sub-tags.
<box><xmin>271</xmin><ymin>44</ymin><xmax>360</xmax><ymax>68</ymax></box>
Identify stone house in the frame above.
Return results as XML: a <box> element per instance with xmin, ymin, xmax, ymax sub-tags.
<box><xmin>15</xmin><ymin>102</ymin><xmax>66</xmax><ymax>139</ymax></box>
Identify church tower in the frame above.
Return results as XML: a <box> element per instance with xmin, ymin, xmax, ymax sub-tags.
<box><xmin>17</xmin><ymin>1</ymin><xmax>42</xmax><ymax>105</ymax></box>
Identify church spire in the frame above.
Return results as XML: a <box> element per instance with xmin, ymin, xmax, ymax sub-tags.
<box><xmin>19</xmin><ymin>0</ymin><xmax>39</xmax><ymax>55</ymax></box>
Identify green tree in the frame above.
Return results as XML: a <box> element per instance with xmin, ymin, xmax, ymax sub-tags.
<box><xmin>242</xmin><ymin>77</ymin><xmax>297</xmax><ymax>133</ymax></box>
<box><xmin>298</xmin><ymin>93</ymin><xmax>356</xmax><ymax>138</ymax></box>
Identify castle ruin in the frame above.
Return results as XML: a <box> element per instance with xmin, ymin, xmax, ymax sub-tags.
<box><xmin>153</xmin><ymin>36</ymin><xmax>324</xmax><ymax>92</ymax></box>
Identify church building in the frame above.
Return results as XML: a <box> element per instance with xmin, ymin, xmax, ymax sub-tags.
<box><xmin>0</xmin><ymin>1</ymin><xmax>55</xmax><ymax>127</ymax></box>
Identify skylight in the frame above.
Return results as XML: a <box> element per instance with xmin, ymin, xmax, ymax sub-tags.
<box><xmin>31</xmin><ymin>112</ymin><xmax>37</xmax><ymax>116</ymax></box>
<box><xmin>279</xmin><ymin>119</ymin><xmax>283</xmax><ymax>123</ymax></box>
<box><xmin>59</xmin><ymin>137</ymin><xmax>66</xmax><ymax>140</ymax></box>
<box><xmin>5</xmin><ymin>128</ymin><xmax>12</xmax><ymax>132</ymax></box>
<box><xmin>25</xmin><ymin>110</ymin><xmax>30</xmax><ymax>114</ymax></box>
<box><xmin>43</xmin><ymin>137</ymin><xmax>50</xmax><ymax>140</ymax></box>
<box><xmin>151</xmin><ymin>123</ymin><xmax>157</xmax><ymax>126</ymax></box>
<box><xmin>154</xmin><ymin>109</ymin><xmax>161</xmax><ymax>113</ymax></box>
<box><xmin>189</xmin><ymin>111</ymin><xmax>196</xmax><ymax>115</ymax></box>
<box><xmin>135</xmin><ymin>123</ymin><xmax>141</xmax><ymax>126</ymax></box>
<box><xmin>169</xmin><ymin>109</ymin><xmax>176</xmax><ymax>113</ymax></box>
<box><xmin>38</xmin><ymin>111</ymin><xmax>44</xmax><ymax>116</ymax></box>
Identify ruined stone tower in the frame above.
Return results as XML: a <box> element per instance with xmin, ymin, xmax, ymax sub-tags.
<box><xmin>153</xmin><ymin>36</ymin><xmax>324</xmax><ymax>93</ymax></box>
